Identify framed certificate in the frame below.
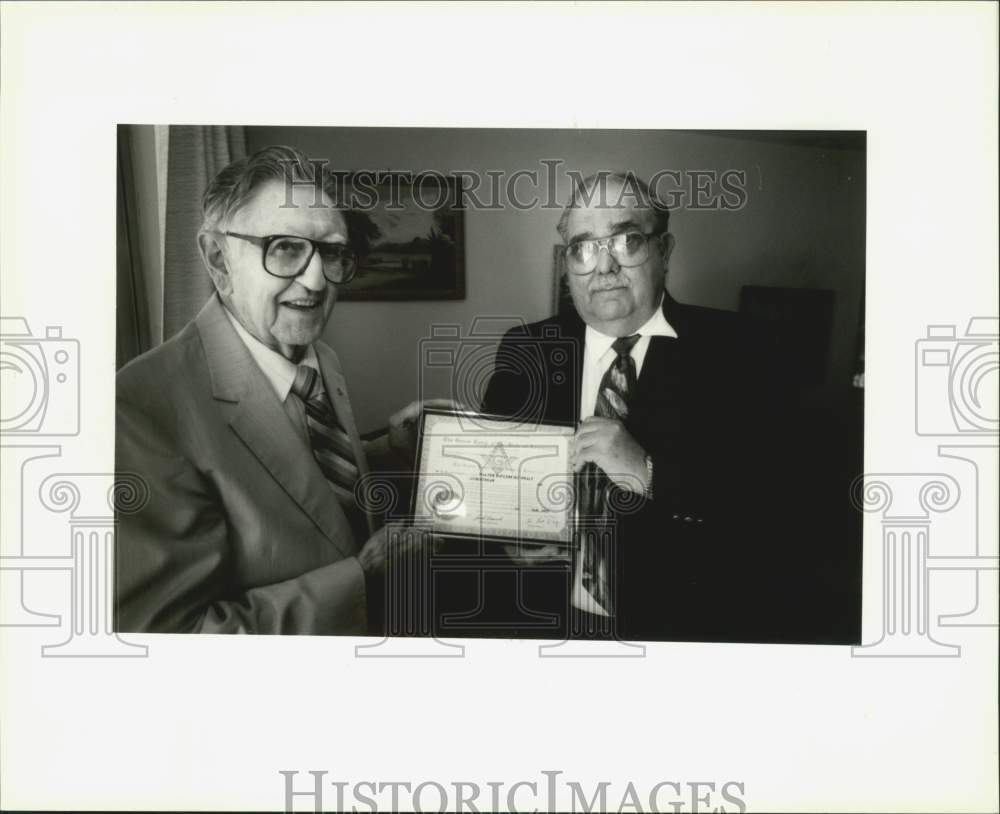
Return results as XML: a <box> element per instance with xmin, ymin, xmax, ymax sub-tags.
<box><xmin>411</xmin><ymin>408</ymin><xmax>576</xmax><ymax>545</ymax></box>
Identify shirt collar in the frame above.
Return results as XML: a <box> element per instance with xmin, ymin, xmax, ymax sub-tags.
<box><xmin>222</xmin><ymin>304</ymin><xmax>319</xmax><ymax>402</ymax></box>
<box><xmin>584</xmin><ymin>294</ymin><xmax>678</xmax><ymax>357</ymax></box>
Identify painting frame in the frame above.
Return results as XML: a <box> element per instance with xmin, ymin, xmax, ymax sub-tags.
<box><xmin>551</xmin><ymin>243</ymin><xmax>573</xmax><ymax>316</ymax></box>
<box><xmin>339</xmin><ymin>172</ymin><xmax>466</xmax><ymax>302</ymax></box>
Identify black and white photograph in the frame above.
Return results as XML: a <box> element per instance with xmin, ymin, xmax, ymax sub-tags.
<box><xmin>114</xmin><ymin>126</ymin><xmax>865</xmax><ymax>645</ymax></box>
<box><xmin>1</xmin><ymin>4</ymin><xmax>996</xmax><ymax>814</ymax></box>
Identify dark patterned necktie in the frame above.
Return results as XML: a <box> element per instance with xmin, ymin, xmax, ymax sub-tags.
<box><xmin>291</xmin><ymin>365</ymin><xmax>360</xmax><ymax>497</ymax></box>
<box><xmin>579</xmin><ymin>333</ymin><xmax>641</xmax><ymax>613</ymax></box>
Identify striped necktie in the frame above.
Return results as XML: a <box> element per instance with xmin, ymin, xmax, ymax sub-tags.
<box><xmin>579</xmin><ymin>333</ymin><xmax>641</xmax><ymax>613</ymax></box>
<box><xmin>291</xmin><ymin>365</ymin><xmax>360</xmax><ymax>498</ymax></box>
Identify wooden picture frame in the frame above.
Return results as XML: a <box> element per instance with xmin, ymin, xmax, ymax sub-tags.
<box><xmin>551</xmin><ymin>244</ymin><xmax>574</xmax><ymax>316</ymax></box>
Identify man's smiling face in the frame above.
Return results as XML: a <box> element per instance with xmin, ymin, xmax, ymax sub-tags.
<box><xmin>563</xmin><ymin>178</ymin><xmax>671</xmax><ymax>337</ymax></box>
<box><xmin>217</xmin><ymin>180</ymin><xmax>344</xmax><ymax>359</ymax></box>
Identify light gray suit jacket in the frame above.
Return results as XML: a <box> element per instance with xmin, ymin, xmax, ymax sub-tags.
<box><xmin>116</xmin><ymin>295</ymin><xmax>383</xmax><ymax>634</ymax></box>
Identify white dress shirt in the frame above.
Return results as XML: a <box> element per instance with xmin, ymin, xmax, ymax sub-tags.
<box><xmin>223</xmin><ymin>305</ymin><xmax>320</xmax><ymax>402</ymax></box>
<box><xmin>572</xmin><ymin>295</ymin><xmax>678</xmax><ymax>616</ymax></box>
<box><xmin>223</xmin><ymin>305</ymin><xmax>321</xmax><ymax>444</ymax></box>
<box><xmin>579</xmin><ymin>296</ymin><xmax>678</xmax><ymax>420</ymax></box>
<box><xmin>223</xmin><ymin>302</ymin><xmax>378</xmax><ymax>545</ymax></box>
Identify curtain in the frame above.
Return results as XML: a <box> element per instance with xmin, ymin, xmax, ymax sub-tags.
<box><xmin>162</xmin><ymin>125</ymin><xmax>246</xmax><ymax>339</ymax></box>
<box><xmin>116</xmin><ymin>126</ymin><xmax>152</xmax><ymax>369</ymax></box>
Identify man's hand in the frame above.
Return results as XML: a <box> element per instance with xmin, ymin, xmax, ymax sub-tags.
<box><xmin>502</xmin><ymin>542</ymin><xmax>572</xmax><ymax>566</ymax></box>
<box><xmin>387</xmin><ymin>398</ymin><xmax>464</xmax><ymax>461</ymax></box>
<box><xmin>573</xmin><ymin>416</ymin><xmax>649</xmax><ymax>493</ymax></box>
<box><xmin>356</xmin><ymin>525</ymin><xmax>431</xmax><ymax>578</ymax></box>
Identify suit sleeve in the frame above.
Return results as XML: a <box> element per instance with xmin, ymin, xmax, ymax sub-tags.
<box><xmin>362</xmin><ymin>432</ymin><xmax>412</xmax><ymax>473</ymax></box>
<box><xmin>481</xmin><ymin>326</ymin><xmax>537</xmax><ymax>418</ymax></box>
<box><xmin>115</xmin><ymin>396</ymin><xmax>367</xmax><ymax>635</ymax></box>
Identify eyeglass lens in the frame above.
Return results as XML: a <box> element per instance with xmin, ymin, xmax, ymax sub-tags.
<box><xmin>566</xmin><ymin>232</ymin><xmax>650</xmax><ymax>273</ymax></box>
<box><xmin>265</xmin><ymin>237</ymin><xmax>356</xmax><ymax>282</ymax></box>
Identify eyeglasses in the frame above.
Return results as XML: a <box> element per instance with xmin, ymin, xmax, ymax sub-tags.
<box><xmin>563</xmin><ymin>231</ymin><xmax>661</xmax><ymax>275</ymax></box>
<box><xmin>219</xmin><ymin>232</ymin><xmax>358</xmax><ymax>284</ymax></box>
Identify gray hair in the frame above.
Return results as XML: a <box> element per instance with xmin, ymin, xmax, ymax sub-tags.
<box><xmin>200</xmin><ymin>145</ymin><xmax>332</xmax><ymax>233</ymax></box>
<box><xmin>556</xmin><ymin>171</ymin><xmax>671</xmax><ymax>242</ymax></box>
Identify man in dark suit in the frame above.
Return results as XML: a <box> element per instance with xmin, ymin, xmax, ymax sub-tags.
<box><xmin>115</xmin><ymin>146</ymin><xmax>425</xmax><ymax>634</ymax></box>
<box><xmin>476</xmin><ymin>171</ymin><xmax>788</xmax><ymax>642</ymax></box>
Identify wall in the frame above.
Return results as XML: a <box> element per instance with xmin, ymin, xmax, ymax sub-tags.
<box><xmin>244</xmin><ymin>127</ymin><xmax>865</xmax><ymax>433</ymax></box>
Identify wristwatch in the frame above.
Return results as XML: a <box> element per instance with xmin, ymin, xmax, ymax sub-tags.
<box><xmin>644</xmin><ymin>453</ymin><xmax>654</xmax><ymax>500</ymax></box>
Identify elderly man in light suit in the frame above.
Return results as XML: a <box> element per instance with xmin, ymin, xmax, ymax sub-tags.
<box><xmin>116</xmin><ymin>146</ymin><xmax>425</xmax><ymax>634</ymax></box>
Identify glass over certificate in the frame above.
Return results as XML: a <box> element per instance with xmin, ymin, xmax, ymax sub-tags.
<box><xmin>412</xmin><ymin>409</ymin><xmax>575</xmax><ymax>545</ymax></box>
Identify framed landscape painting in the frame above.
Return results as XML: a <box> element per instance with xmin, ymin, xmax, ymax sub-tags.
<box><xmin>341</xmin><ymin>173</ymin><xmax>465</xmax><ymax>301</ymax></box>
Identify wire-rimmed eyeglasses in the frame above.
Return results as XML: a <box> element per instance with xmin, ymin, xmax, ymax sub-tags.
<box><xmin>563</xmin><ymin>231</ymin><xmax>661</xmax><ymax>275</ymax></box>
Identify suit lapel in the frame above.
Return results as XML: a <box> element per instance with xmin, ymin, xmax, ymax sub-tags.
<box><xmin>633</xmin><ymin>334</ymin><xmax>684</xmax><ymax>408</ymax></box>
<box><xmin>631</xmin><ymin>292</ymin><xmax>689</xmax><ymax>408</ymax></box>
<box><xmin>195</xmin><ymin>296</ymin><xmax>357</xmax><ymax>558</ymax></box>
<box><xmin>551</xmin><ymin>313</ymin><xmax>585</xmax><ymax>424</ymax></box>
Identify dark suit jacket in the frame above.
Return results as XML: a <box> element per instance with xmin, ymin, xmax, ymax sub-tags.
<box><xmin>115</xmin><ymin>295</ymin><xmax>385</xmax><ymax>634</ymax></box>
<box><xmin>477</xmin><ymin>292</ymin><xmax>791</xmax><ymax>641</ymax></box>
